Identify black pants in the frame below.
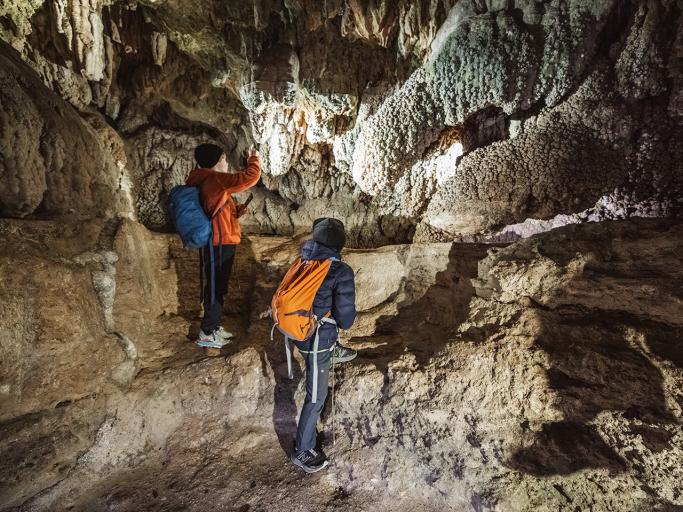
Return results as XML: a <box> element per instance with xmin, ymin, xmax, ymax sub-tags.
<box><xmin>293</xmin><ymin>329</ymin><xmax>336</xmax><ymax>454</ymax></box>
<box><xmin>201</xmin><ymin>244</ymin><xmax>236</xmax><ymax>333</ymax></box>
<box><xmin>293</xmin><ymin>347</ymin><xmax>331</xmax><ymax>454</ymax></box>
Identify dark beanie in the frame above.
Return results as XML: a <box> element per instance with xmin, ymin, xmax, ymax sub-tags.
<box><xmin>194</xmin><ymin>143</ymin><xmax>224</xmax><ymax>168</ymax></box>
<box><xmin>312</xmin><ymin>217</ymin><xmax>346</xmax><ymax>252</ymax></box>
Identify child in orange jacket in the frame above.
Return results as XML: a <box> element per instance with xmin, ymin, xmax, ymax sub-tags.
<box><xmin>186</xmin><ymin>143</ymin><xmax>261</xmax><ymax>348</ymax></box>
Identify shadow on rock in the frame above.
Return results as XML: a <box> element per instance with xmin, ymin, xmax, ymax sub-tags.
<box><xmin>263</xmin><ymin>346</ymin><xmax>304</xmax><ymax>457</ymax></box>
<box><xmin>509</xmin><ymin>301</ymin><xmax>680</xmax><ymax>476</ymax></box>
<box><xmin>173</xmin><ymin>237</ymin><xmax>259</xmax><ymax>346</ymax></box>
<box><xmin>362</xmin><ymin>243</ymin><xmax>494</xmax><ymax>370</ymax></box>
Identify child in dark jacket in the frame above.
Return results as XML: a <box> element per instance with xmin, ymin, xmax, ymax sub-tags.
<box><xmin>291</xmin><ymin>218</ymin><xmax>357</xmax><ymax>473</ymax></box>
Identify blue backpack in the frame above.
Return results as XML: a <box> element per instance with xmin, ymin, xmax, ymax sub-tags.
<box><xmin>168</xmin><ymin>186</ymin><xmax>212</xmax><ymax>249</ymax></box>
<box><xmin>168</xmin><ymin>185</ymin><xmax>229</xmax><ymax>305</ymax></box>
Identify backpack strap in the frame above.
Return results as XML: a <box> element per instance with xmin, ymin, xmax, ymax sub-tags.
<box><xmin>206</xmin><ymin>196</ymin><xmax>231</xmax><ymax>306</ymax></box>
<box><xmin>284</xmin><ymin>335</ymin><xmax>293</xmax><ymax>380</ymax></box>
<box><xmin>279</xmin><ymin>317</ymin><xmax>338</xmax><ymax>401</ymax></box>
<box><xmin>328</xmin><ymin>256</ymin><xmax>341</xmax><ymax>284</ymax></box>
<box><xmin>210</xmin><ymin>194</ymin><xmax>232</xmax><ymax>256</ymax></box>
<box><xmin>218</xmin><ymin>218</ymin><xmax>223</xmax><ymax>265</ymax></box>
<box><xmin>311</xmin><ymin>326</ymin><xmax>320</xmax><ymax>402</ymax></box>
<box><xmin>307</xmin><ymin>257</ymin><xmax>339</xmax><ymax>402</ymax></box>
<box><xmin>310</xmin><ymin>316</ymin><xmax>337</xmax><ymax>403</ymax></box>
<box><xmin>276</xmin><ymin>256</ymin><xmax>341</xmax><ymax>399</ymax></box>
<box><xmin>199</xmin><ymin>249</ymin><xmax>204</xmax><ymax>304</ymax></box>
<box><xmin>209</xmin><ymin>243</ymin><xmax>215</xmax><ymax>305</ymax></box>
<box><xmin>210</xmin><ymin>194</ymin><xmax>232</xmax><ymax>220</ymax></box>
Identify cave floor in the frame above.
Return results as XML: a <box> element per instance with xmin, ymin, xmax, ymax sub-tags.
<box><xmin>54</xmin><ymin>348</ymin><xmax>455</xmax><ymax>512</ymax></box>
<box><xmin>12</xmin><ymin>224</ymin><xmax>682</xmax><ymax>512</ymax></box>
<box><xmin>60</xmin><ymin>429</ymin><xmax>386</xmax><ymax>512</ymax></box>
<box><xmin>65</xmin><ymin>238</ymin><xmax>490</xmax><ymax>512</ymax></box>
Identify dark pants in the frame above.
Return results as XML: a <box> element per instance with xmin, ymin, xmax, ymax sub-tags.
<box><xmin>294</xmin><ymin>345</ymin><xmax>332</xmax><ymax>454</ymax></box>
<box><xmin>201</xmin><ymin>244</ymin><xmax>236</xmax><ymax>333</ymax></box>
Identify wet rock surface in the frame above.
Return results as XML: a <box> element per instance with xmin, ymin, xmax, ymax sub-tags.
<box><xmin>1</xmin><ymin>217</ymin><xmax>681</xmax><ymax>511</ymax></box>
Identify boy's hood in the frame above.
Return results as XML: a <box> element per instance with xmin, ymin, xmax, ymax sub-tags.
<box><xmin>301</xmin><ymin>239</ymin><xmax>341</xmax><ymax>261</ymax></box>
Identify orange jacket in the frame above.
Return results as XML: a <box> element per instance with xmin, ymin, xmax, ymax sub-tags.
<box><xmin>186</xmin><ymin>155</ymin><xmax>261</xmax><ymax>245</ymax></box>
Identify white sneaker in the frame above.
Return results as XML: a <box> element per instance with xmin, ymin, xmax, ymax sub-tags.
<box><xmin>195</xmin><ymin>329</ymin><xmax>229</xmax><ymax>349</ymax></box>
<box><xmin>215</xmin><ymin>326</ymin><xmax>234</xmax><ymax>343</ymax></box>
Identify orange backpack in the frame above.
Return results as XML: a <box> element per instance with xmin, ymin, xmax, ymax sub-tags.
<box><xmin>270</xmin><ymin>256</ymin><xmax>338</xmax><ymax>403</ymax></box>
<box><xmin>271</xmin><ymin>257</ymin><xmax>333</xmax><ymax>341</ymax></box>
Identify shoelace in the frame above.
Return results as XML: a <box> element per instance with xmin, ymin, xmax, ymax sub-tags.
<box><xmin>299</xmin><ymin>449</ymin><xmax>320</xmax><ymax>464</ymax></box>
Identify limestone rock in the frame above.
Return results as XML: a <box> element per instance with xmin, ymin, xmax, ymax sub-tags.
<box><xmin>616</xmin><ymin>1</ymin><xmax>667</xmax><ymax>101</ymax></box>
<box><xmin>0</xmin><ymin>220</ymin><xmax>123</xmax><ymax>422</ymax></box>
<box><xmin>416</xmin><ymin>69</ymin><xmax>683</xmax><ymax>239</ymax></box>
<box><xmin>1</xmin><ymin>1</ymin><xmax>683</xmax><ymax>510</ymax></box>
<box><xmin>0</xmin><ymin>41</ymin><xmax>131</xmax><ymax>219</ymax></box>
<box><xmin>4</xmin><ymin>1</ymin><xmax>680</xmax><ymax>242</ymax></box>
<box><xmin>2</xmin><ymin>218</ymin><xmax>681</xmax><ymax>511</ymax></box>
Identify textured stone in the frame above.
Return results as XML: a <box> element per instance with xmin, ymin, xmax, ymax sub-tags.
<box><xmin>0</xmin><ymin>220</ymin><xmax>123</xmax><ymax>422</ymax></box>
<box><xmin>5</xmin><ymin>1</ymin><xmax>680</xmax><ymax>243</ymax></box>
<box><xmin>0</xmin><ymin>41</ymin><xmax>131</xmax><ymax>219</ymax></box>
<box><xmin>124</xmin><ymin>127</ymin><xmax>213</xmax><ymax>229</ymax></box>
<box><xmin>0</xmin><ymin>0</ymin><xmax>44</xmax><ymax>45</ymax></box>
<box><xmin>2</xmin><ymin>218</ymin><xmax>681</xmax><ymax>511</ymax></box>
<box><xmin>2</xmin><ymin>2</ymin><xmax>683</xmax><ymax>510</ymax></box>
<box><xmin>616</xmin><ymin>1</ymin><xmax>667</xmax><ymax>101</ymax></box>
<box><xmin>349</xmin><ymin>0</ymin><xmax>616</xmax><ymax>196</ymax></box>
<box><xmin>416</xmin><ymin>68</ymin><xmax>683</xmax><ymax>239</ymax></box>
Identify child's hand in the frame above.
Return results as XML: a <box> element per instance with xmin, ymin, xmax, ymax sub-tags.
<box><xmin>248</xmin><ymin>145</ymin><xmax>259</xmax><ymax>158</ymax></box>
<box><xmin>236</xmin><ymin>203</ymin><xmax>249</xmax><ymax>218</ymax></box>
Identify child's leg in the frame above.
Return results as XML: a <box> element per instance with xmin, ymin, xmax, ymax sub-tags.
<box><xmin>214</xmin><ymin>245</ymin><xmax>236</xmax><ymax>307</ymax></box>
<box><xmin>294</xmin><ymin>349</ymin><xmax>332</xmax><ymax>453</ymax></box>
<box><xmin>200</xmin><ymin>245</ymin><xmax>235</xmax><ymax>333</ymax></box>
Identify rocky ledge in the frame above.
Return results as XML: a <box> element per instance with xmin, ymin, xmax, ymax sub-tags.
<box><xmin>1</xmin><ymin>217</ymin><xmax>681</xmax><ymax>511</ymax></box>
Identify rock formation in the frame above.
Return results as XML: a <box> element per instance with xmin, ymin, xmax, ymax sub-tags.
<box><xmin>0</xmin><ymin>0</ymin><xmax>682</xmax><ymax>511</ymax></box>
<box><xmin>1</xmin><ymin>218</ymin><xmax>681</xmax><ymax>511</ymax></box>
<box><xmin>1</xmin><ymin>0</ymin><xmax>680</xmax><ymax>243</ymax></box>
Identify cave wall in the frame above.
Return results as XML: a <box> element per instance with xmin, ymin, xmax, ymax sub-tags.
<box><xmin>1</xmin><ymin>216</ymin><xmax>681</xmax><ymax>511</ymax></box>
<box><xmin>1</xmin><ymin>3</ymin><xmax>682</xmax><ymax>510</ymax></box>
<box><xmin>0</xmin><ymin>0</ymin><xmax>680</xmax><ymax>244</ymax></box>
<box><xmin>0</xmin><ymin>40</ymin><xmax>131</xmax><ymax>218</ymax></box>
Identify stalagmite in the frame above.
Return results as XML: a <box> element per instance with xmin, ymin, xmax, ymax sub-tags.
<box><xmin>151</xmin><ymin>31</ymin><xmax>167</xmax><ymax>66</ymax></box>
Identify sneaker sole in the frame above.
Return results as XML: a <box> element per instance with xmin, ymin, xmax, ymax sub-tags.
<box><xmin>196</xmin><ymin>340</ymin><xmax>228</xmax><ymax>349</ymax></box>
<box><xmin>332</xmin><ymin>353</ymin><xmax>357</xmax><ymax>364</ymax></box>
<box><xmin>291</xmin><ymin>457</ymin><xmax>329</xmax><ymax>474</ymax></box>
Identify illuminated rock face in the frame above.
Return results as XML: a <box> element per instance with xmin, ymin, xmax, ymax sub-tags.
<box><xmin>1</xmin><ymin>0</ymin><xmax>680</xmax><ymax>244</ymax></box>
